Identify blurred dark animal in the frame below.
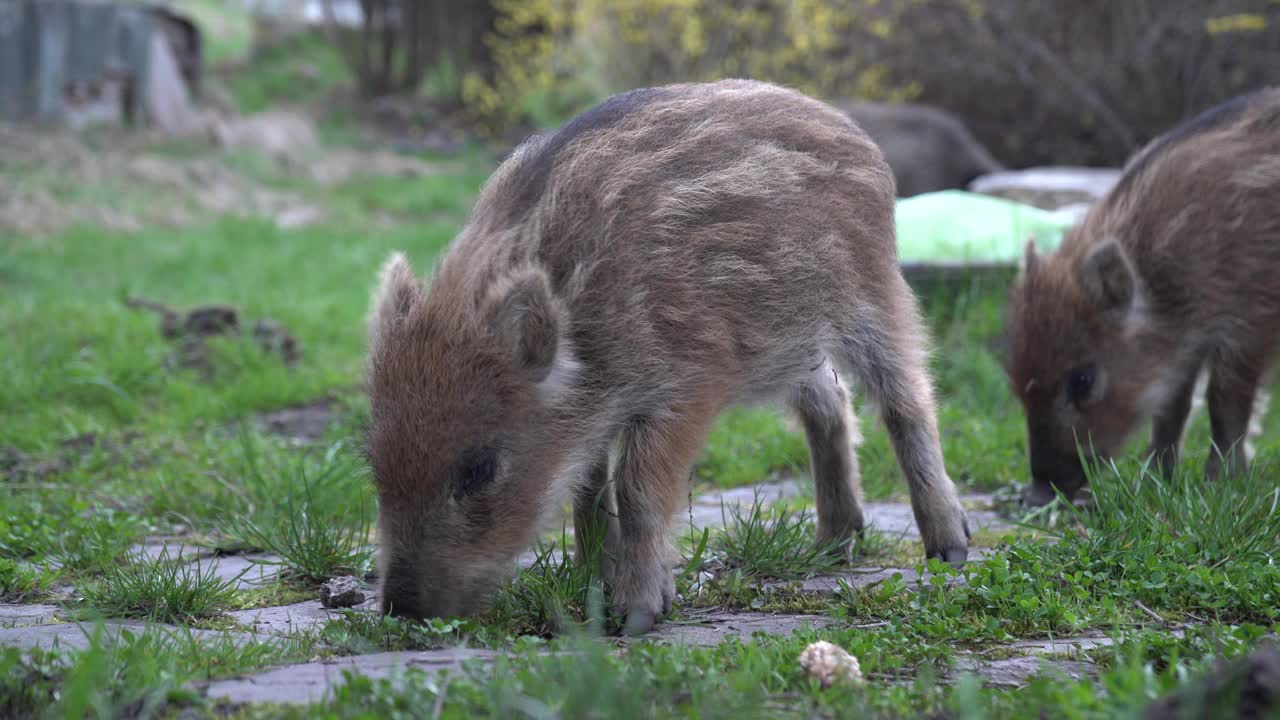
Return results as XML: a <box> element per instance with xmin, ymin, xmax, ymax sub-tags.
<box><xmin>832</xmin><ymin>100</ymin><xmax>1005</xmax><ymax>197</ymax></box>
<box><xmin>1140</xmin><ymin>644</ymin><xmax>1280</xmax><ymax>720</ymax></box>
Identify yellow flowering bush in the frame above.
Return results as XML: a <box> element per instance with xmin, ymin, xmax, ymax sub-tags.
<box><xmin>461</xmin><ymin>0</ymin><xmax>924</xmax><ymax>134</ymax></box>
<box><xmin>455</xmin><ymin>0</ymin><xmax>1278</xmax><ymax>168</ymax></box>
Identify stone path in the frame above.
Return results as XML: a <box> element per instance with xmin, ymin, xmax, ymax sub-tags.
<box><xmin>647</xmin><ymin>610</ymin><xmax>836</xmax><ymax>647</ymax></box>
<box><xmin>200</xmin><ymin>648</ymin><xmax>498</xmax><ymax>705</ymax></box>
<box><xmin>0</xmin><ymin>479</ymin><xmax>1099</xmax><ymax>708</ymax></box>
<box><xmin>681</xmin><ymin>480</ymin><xmax>1011</xmax><ymax>540</ymax></box>
<box><xmin>230</xmin><ymin>597</ymin><xmax>379</xmax><ymax>636</ymax></box>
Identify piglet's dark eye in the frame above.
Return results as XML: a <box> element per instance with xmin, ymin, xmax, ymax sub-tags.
<box><xmin>454</xmin><ymin>448</ymin><xmax>497</xmax><ymax>499</ymax></box>
<box><xmin>1065</xmin><ymin>365</ymin><xmax>1096</xmax><ymax>405</ymax></box>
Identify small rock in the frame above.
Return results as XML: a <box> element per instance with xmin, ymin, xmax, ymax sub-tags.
<box><xmin>319</xmin><ymin>576</ymin><xmax>366</xmax><ymax>609</ymax></box>
<box><xmin>798</xmin><ymin>640</ymin><xmax>863</xmax><ymax>688</ymax></box>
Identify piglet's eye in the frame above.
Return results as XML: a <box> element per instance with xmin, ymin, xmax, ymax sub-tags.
<box><xmin>1065</xmin><ymin>365</ymin><xmax>1096</xmax><ymax>405</ymax></box>
<box><xmin>454</xmin><ymin>447</ymin><xmax>497</xmax><ymax>499</ymax></box>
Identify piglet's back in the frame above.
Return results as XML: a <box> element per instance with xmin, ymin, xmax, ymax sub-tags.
<box><xmin>430</xmin><ymin>80</ymin><xmax>901</xmax><ymax>383</ymax></box>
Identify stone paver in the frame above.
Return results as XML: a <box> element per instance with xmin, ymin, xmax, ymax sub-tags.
<box><xmin>230</xmin><ymin>598</ymin><xmax>379</xmax><ymax>636</ymax></box>
<box><xmin>0</xmin><ymin>618</ymin><xmax>255</xmax><ymax>652</ymax></box>
<box><xmin>954</xmin><ymin>656</ymin><xmax>1096</xmax><ymax>688</ymax></box>
<box><xmin>201</xmin><ymin>648</ymin><xmax>497</xmax><ymax>705</ymax></box>
<box><xmin>125</xmin><ymin>542</ymin><xmax>285</xmax><ymax>590</ymax></box>
<box><xmin>256</xmin><ymin>399</ymin><xmax>339</xmax><ymax>446</ymax></box>
<box><xmin>644</xmin><ymin>610</ymin><xmax>834</xmax><ymax>647</ymax></box>
<box><xmin>1004</xmin><ymin>633</ymin><xmax>1117</xmax><ymax>656</ymax></box>
<box><xmin>682</xmin><ymin>481</ymin><xmax>1012</xmax><ymax>542</ymax></box>
<box><xmin>1</xmin><ymin>477</ymin><xmax>1062</xmax><ymax>710</ymax></box>
<box><xmin>764</xmin><ymin>565</ymin><xmax>970</xmax><ymax>595</ymax></box>
<box><xmin>0</xmin><ymin>603</ymin><xmax>61</xmax><ymax>628</ymax></box>
<box><xmin>0</xmin><ymin>621</ymin><xmax>145</xmax><ymax>651</ymax></box>
<box><xmin>206</xmin><ymin>553</ymin><xmax>284</xmax><ymax>589</ymax></box>
<box><xmin>128</xmin><ymin>541</ymin><xmax>216</xmax><ymax>564</ymax></box>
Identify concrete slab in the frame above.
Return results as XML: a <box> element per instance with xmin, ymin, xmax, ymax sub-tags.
<box><xmin>0</xmin><ymin>603</ymin><xmax>61</xmax><ymax>628</ymax></box>
<box><xmin>128</xmin><ymin>541</ymin><xmax>216</xmax><ymax>564</ymax></box>
<box><xmin>0</xmin><ymin>621</ymin><xmax>142</xmax><ymax>651</ymax></box>
<box><xmin>643</xmin><ymin>610</ymin><xmax>836</xmax><ymax>647</ymax></box>
<box><xmin>0</xmin><ymin>618</ymin><xmax>254</xmax><ymax>652</ymax></box>
<box><xmin>230</xmin><ymin>598</ymin><xmax>378</xmax><ymax>636</ymax></box>
<box><xmin>1005</xmin><ymin>634</ymin><xmax>1116</xmax><ymax>656</ymax></box>
<box><xmin>201</xmin><ymin>648</ymin><xmax>497</xmax><ymax>705</ymax></box>
<box><xmin>680</xmin><ymin>482</ymin><xmax>1012</xmax><ymax>544</ymax></box>
<box><xmin>124</xmin><ymin>541</ymin><xmax>284</xmax><ymax>590</ymax></box>
<box><xmin>765</xmin><ymin>566</ymin><xmax>969</xmax><ymax>595</ymax></box>
<box><xmin>205</xmin><ymin>554</ymin><xmax>284</xmax><ymax>589</ymax></box>
<box><xmin>954</xmin><ymin>655</ymin><xmax>1096</xmax><ymax>688</ymax></box>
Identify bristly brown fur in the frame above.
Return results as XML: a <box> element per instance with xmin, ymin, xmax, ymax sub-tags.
<box><xmin>365</xmin><ymin>79</ymin><xmax>970</xmax><ymax>635</ymax></box>
<box><xmin>1006</xmin><ymin>86</ymin><xmax>1280</xmax><ymax>504</ymax></box>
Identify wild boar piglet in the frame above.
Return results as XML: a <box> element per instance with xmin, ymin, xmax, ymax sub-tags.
<box><xmin>1005</xmin><ymin>87</ymin><xmax>1280</xmax><ymax>506</ymax></box>
<box><xmin>365</xmin><ymin>79</ymin><xmax>970</xmax><ymax>635</ymax></box>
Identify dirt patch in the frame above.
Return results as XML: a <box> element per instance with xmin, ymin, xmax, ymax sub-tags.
<box><xmin>353</xmin><ymin>93</ymin><xmax>471</xmax><ymax>155</ymax></box>
<box><xmin>304</xmin><ymin>147</ymin><xmax>440</xmax><ymax>186</ymax></box>
<box><xmin>209</xmin><ymin>110</ymin><xmax>319</xmax><ymax>162</ymax></box>
<box><xmin>124</xmin><ymin>297</ymin><xmax>300</xmax><ymax>379</ymax></box>
<box><xmin>2</xmin><ymin>431</ymin><xmax>142</xmax><ymax>482</ymax></box>
<box><xmin>125</xmin><ymin>153</ymin><xmax>324</xmax><ymax>229</ymax></box>
<box><xmin>256</xmin><ymin>399</ymin><xmax>341</xmax><ymax>446</ymax></box>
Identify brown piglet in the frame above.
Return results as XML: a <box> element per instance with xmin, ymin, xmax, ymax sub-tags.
<box><xmin>1005</xmin><ymin>87</ymin><xmax>1280</xmax><ymax>506</ymax></box>
<box><xmin>365</xmin><ymin>79</ymin><xmax>971</xmax><ymax>635</ymax></box>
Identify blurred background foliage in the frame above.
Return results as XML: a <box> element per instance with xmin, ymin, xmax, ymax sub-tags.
<box><xmin>324</xmin><ymin>0</ymin><xmax>1280</xmax><ymax>167</ymax></box>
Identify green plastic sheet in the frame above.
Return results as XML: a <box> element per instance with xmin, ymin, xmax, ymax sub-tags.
<box><xmin>894</xmin><ymin>190</ymin><xmax>1081</xmax><ymax>265</ymax></box>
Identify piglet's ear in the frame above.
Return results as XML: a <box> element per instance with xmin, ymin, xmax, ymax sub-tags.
<box><xmin>368</xmin><ymin>252</ymin><xmax>421</xmax><ymax>350</ymax></box>
<box><xmin>485</xmin><ymin>268</ymin><xmax>565</xmax><ymax>383</ymax></box>
<box><xmin>1078</xmin><ymin>240</ymin><xmax>1136</xmax><ymax>313</ymax></box>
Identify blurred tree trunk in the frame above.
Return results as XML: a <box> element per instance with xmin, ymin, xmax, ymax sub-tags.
<box><xmin>401</xmin><ymin>1</ymin><xmax>424</xmax><ymax>92</ymax></box>
<box><xmin>326</xmin><ymin>0</ymin><xmax>498</xmax><ymax>99</ymax></box>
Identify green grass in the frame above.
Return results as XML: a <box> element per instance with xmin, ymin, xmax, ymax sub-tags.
<box><xmin>75</xmin><ymin>546</ymin><xmax>243</xmax><ymax>624</ymax></box>
<box><xmin>225</xmin><ymin>32</ymin><xmax>351</xmax><ymax>115</ymax></box>
<box><xmin>217</xmin><ymin>622</ymin><xmax>1276</xmax><ymax>720</ymax></box>
<box><xmin>711</xmin><ymin>494</ymin><xmax>851</xmax><ymax>581</ymax></box>
<box><xmin>223</xmin><ymin>434</ymin><xmax>375</xmax><ymax>585</ymax></box>
<box><xmin>695</xmin><ymin>408</ymin><xmax>810</xmax><ymax>488</ymax></box>
<box><xmin>0</xmin><ymin>492</ymin><xmax>144</xmax><ymax>584</ymax></box>
<box><xmin>316</xmin><ymin>612</ymin><xmax>506</xmax><ymax>656</ymax></box>
<box><xmin>5</xmin><ymin>79</ymin><xmax>1280</xmax><ymax>719</ymax></box>
<box><xmin>481</xmin><ymin>529</ymin><xmax>609</xmax><ymax>638</ymax></box>
<box><xmin>170</xmin><ymin>0</ymin><xmax>255</xmax><ymax>66</ymax></box>
<box><xmin>0</xmin><ymin>623</ymin><xmax>316</xmax><ymax>719</ymax></box>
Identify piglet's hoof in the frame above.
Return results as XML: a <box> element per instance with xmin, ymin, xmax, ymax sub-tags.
<box><xmin>621</xmin><ymin>609</ymin><xmax>659</xmax><ymax>637</ymax></box>
<box><xmin>926</xmin><ymin>546</ymin><xmax>968</xmax><ymax>569</ymax></box>
<box><xmin>1022</xmin><ymin>482</ymin><xmax>1060</xmax><ymax>508</ymax></box>
<box><xmin>942</xmin><ymin>548</ymin><xmax>968</xmax><ymax>568</ymax></box>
